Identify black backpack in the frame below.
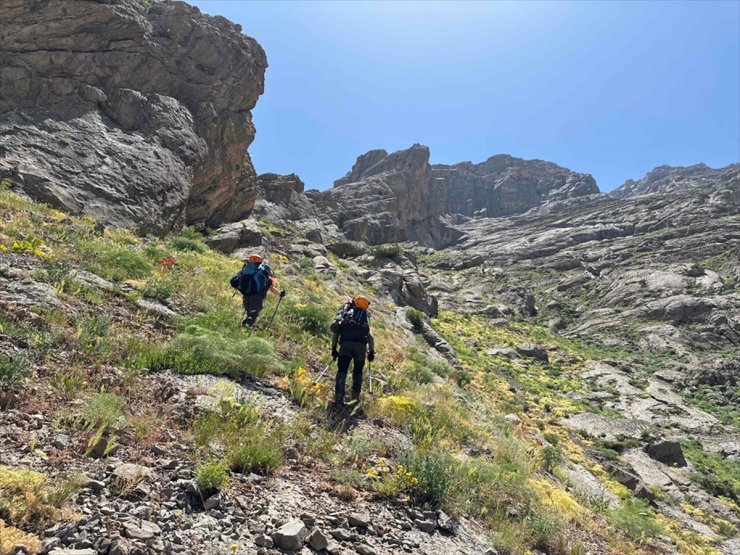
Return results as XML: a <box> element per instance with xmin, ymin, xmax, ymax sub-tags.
<box><xmin>230</xmin><ymin>261</ymin><xmax>272</xmax><ymax>296</ymax></box>
<box><xmin>331</xmin><ymin>301</ymin><xmax>370</xmax><ymax>342</ymax></box>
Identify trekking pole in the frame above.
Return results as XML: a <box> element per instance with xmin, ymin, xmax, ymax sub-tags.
<box><xmin>264</xmin><ymin>295</ymin><xmax>283</xmax><ymax>332</ymax></box>
<box><xmin>367</xmin><ymin>360</ymin><xmax>373</xmax><ymax>395</ymax></box>
<box><xmin>314</xmin><ymin>360</ymin><xmax>333</xmax><ymax>385</ymax></box>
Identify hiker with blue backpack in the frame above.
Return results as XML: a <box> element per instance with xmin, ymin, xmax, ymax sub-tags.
<box><xmin>230</xmin><ymin>255</ymin><xmax>285</xmax><ymax>327</ymax></box>
<box><xmin>330</xmin><ymin>295</ymin><xmax>375</xmax><ymax>407</ymax></box>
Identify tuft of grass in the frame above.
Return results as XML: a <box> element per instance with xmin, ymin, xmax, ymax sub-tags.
<box><xmin>281</xmin><ymin>301</ymin><xmax>333</xmax><ymax>336</ymax></box>
<box><xmin>138</xmin><ymin>325</ymin><xmax>283</xmax><ymax>378</ymax></box>
<box><xmin>79</xmin><ymin>392</ymin><xmax>126</xmax><ymax>433</ymax></box>
<box><xmin>0</xmin><ymin>353</ymin><xmax>31</xmax><ymax>392</ymax></box>
<box><xmin>0</xmin><ymin>466</ymin><xmax>81</xmax><ymax>529</ymax></box>
<box><xmin>195</xmin><ymin>459</ymin><xmax>229</xmax><ymax>493</ymax></box>
<box><xmin>405</xmin><ymin>307</ymin><xmax>425</xmax><ymax>331</ymax></box>
<box><xmin>194</xmin><ymin>399</ymin><xmax>284</xmax><ymax>476</ymax></box>
<box><xmin>228</xmin><ymin>439</ymin><xmax>284</xmax><ymax>475</ymax></box>
<box><xmin>79</xmin><ymin>240</ymin><xmax>153</xmax><ymax>282</ymax></box>
<box><xmin>605</xmin><ymin>498</ymin><xmax>665</xmax><ymax>542</ymax></box>
<box><xmin>682</xmin><ymin>440</ymin><xmax>740</xmax><ymax>504</ymax></box>
<box><xmin>399</xmin><ymin>450</ymin><xmax>453</xmax><ymax>508</ymax></box>
<box><xmin>0</xmin><ymin>518</ymin><xmax>42</xmax><ymax>555</ymax></box>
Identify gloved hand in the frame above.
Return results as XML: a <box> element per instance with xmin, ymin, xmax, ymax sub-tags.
<box><xmin>280</xmin><ymin>289</ymin><xmax>286</xmax><ymax>298</ymax></box>
<box><xmin>332</xmin><ymin>347</ymin><xmax>339</xmax><ymax>360</ymax></box>
<box><xmin>367</xmin><ymin>351</ymin><xmax>375</xmax><ymax>362</ymax></box>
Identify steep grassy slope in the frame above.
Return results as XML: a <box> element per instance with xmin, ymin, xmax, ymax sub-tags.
<box><xmin>0</xmin><ymin>181</ymin><xmax>736</xmax><ymax>554</ymax></box>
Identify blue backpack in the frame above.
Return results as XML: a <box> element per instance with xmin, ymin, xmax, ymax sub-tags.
<box><xmin>230</xmin><ymin>261</ymin><xmax>272</xmax><ymax>296</ymax></box>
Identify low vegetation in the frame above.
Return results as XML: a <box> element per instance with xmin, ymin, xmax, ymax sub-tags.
<box><xmin>194</xmin><ymin>399</ymin><xmax>284</xmax><ymax>476</ymax></box>
<box><xmin>0</xmin><ymin>183</ymin><xmax>736</xmax><ymax>555</ymax></box>
<box><xmin>0</xmin><ymin>466</ymin><xmax>83</xmax><ymax>554</ymax></box>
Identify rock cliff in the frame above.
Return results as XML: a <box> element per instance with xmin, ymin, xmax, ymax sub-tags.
<box><xmin>0</xmin><ymin>0</ymin><xmax>266</xmax><ymax>234</ymax></box>
<box><xmin>612</xmin><ymin>162</ymin><xmax>740</xmax><ymax>198</ymax></box>
<box><xmin>309</xmin><ymin>144</ymin><xmax>599</xmax><ymax>248</ymax></box>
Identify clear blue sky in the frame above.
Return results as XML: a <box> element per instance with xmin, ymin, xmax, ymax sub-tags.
<box><xmin>190</xmin><ymin>0</ymin><xmax>740</xmax><ymax>192</ymax></box>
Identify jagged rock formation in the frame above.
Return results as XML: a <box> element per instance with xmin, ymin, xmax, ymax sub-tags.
<box><xmin>254</xmin><ymin>172</ymin><xmax>318</xmax><ymax>224</ymax></box>
<box><xmin>308</xmin><ymin>144</ymin><xmax>599</xmax><ymax>248</ymax></box>
<box><xmin>430</xmin><ymin>154</ymin><xmax>599</xmax><ymax>217</ymax></box>
<box><xmin>612</xmin><ymin>162</ymin><xmax>740</xmax><ymax>198</ymax></box>
<box><xmin>0</xmin><ymin>0</ymin><xmax>266</xmax><ymax>234</ymax></box>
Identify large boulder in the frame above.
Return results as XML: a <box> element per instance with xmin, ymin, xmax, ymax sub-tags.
<box><xmin>205</xmin><ymin>219</ymin><xmax>262</xmax><ymax>254</ymax></box>
<box><xmin>0</xmin><ymin>0</ymin><xmax>267</xmax><ymax>234</ymax></box>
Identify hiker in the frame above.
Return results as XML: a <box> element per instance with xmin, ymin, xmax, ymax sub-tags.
<box><xmin>230</xmin><ymin>255</ymin><xmax>285</xmax><ymax>327</ymax></box>
<box><xmin>331</xmin><ymin>295</ymin><xmax>375</xmax><ymax>406</ymax></box>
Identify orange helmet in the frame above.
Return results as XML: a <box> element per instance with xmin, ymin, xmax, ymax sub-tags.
<box><xmin>353</xmin><ymin>295</ymin><xmax>370</xmax><ymax>310</ymax></box>
<box><xmin>247</xmin><ymin>255</ymin><xmax>263</xmax><ymax>263</ymax></box>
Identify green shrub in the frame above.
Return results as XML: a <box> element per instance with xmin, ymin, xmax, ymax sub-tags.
<box><xmin>169</xmin><ymin>228</ymin><xmax>207</xmax><ymax>253</ymax></box>
<box><xmin>282</xmin><ymin>302</ymin><xmax>333</xmax><ymax>336</ymax></box>
<box><xmin>145</xmin><ymin>325</ymin><xmax>282</xmax><ymax>378</ymax></box>
<box><xmin>0</xmin><ymin>352</ymin><xmax>31</xmax><ymax>392</ymax></box>
<box><xmin>329</xmin><ymin>467</ymin><xmax>367</xmax><ymax>489</ymax></box>
<box><xmin>541</xmin><ymin>445</ymin><xmax>564</xmax><ymax>473</ymax></box>
<box><xmin>682</xmin><ymin>440</ymin><xmax>740</xmax><ymax>503</ymax></box>
<box><xmin>142</xmin><ymin>277</ymin><xmax>175</xmax><ymax>302</ymax></box>
<box><xmin>36</xmin><ymin>259</ymin><xmax>72</xmax><ymax>284</ymax></box>
<box><xmin>405</xmin><ymin>307</ymin><xmax>425</xmax><ymax>331</ymax></box>
<box><xmin>80</xmin><ymin>392</ymin><xmax>126</xmax><ymax>432</ymax></box>
<box><xmin>370</xmin><ymin>243</ymin><xmax>402</xmax><ymax>259</ymax></box>
<box><xmin>605</xmin><ymin>499</ymin><xmax>665</xmax><ymax>541</ymax></box>
<box><xmin>543</xmin><ymin>432</ymin><xmax>560</xmax><ymax>446</ymax></box>
<box><xmin>75</xmin><ymin>314</ymin><xmax>112</xmax><ymax>358</ymax></box>
<box><xmin>522</xmin><ymin>508</ymin><xmax>564</xmax><ymax>543</ymax></box>
<box><xmin>402</xmin><ymin>349</ymin><xmax>450</xmax><ymax>387</ymax></box>
<box><xmin>169</xmin><ymin>236</ymin><xmax>206</xmax><ymax>253</ymax></box>
<box><xmin>195</xmin><ymin>459</ymin><xmax>229</xmax><ymax>492</ymax></box>
<box><xmin>195</xmin><ymin>400</ymin><xmax>284</xmax><ymax>476</ymax></box>
<box><xmin>400</xmin><ymin>450</ymin><xmax>453</xmax><ymax>508</ymax></box>
<box><xmin>228</xmin><ymin>437</ymin><xmax>283</xmax><ymax>475</ymax></box>
<box><xmin>80</xmin><ymin>241</ymin><xmax>153</xmax><ymax>282</ymax></box>
<box><xmin>406</xmin><ymin>363</ymin><xmax>436</xmax><ymax>385</ymax></box>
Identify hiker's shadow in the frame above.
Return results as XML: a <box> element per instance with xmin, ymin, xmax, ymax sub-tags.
<box><xmin>326</xmin><ymin>404</ymin><xmax>363</xmax><ymax>433</ymax></box>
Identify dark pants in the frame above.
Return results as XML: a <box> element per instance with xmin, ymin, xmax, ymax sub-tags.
<box><xmin>242</xmin><ymin>294</ymin><xmax>264</xmax><ymax>326</ymax></box>
<box><xmin>335</xmin><ymin>341</ymin><xmax>366</xmax><ymax>403</ymax></box>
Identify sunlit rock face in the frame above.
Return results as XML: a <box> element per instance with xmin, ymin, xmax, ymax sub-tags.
<box><xmin>309</xmin><ymin>144</ymin><xmax>598</xmax><ymax>248</ymax></box>
<box><xmin>0</xmin><ymin>0</ymin><xmax>267</xmax><ymax>234</ymax></box>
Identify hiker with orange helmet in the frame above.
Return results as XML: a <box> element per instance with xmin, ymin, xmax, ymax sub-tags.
<box><xmin>229</xmin><ymin>255</ymin><xmax>285</xmax><ymax>327</ymax></box>
<box><xmin>330</xmin><ymin>295</ymin><xmax>375</xmax><ymax>406</ymax></box>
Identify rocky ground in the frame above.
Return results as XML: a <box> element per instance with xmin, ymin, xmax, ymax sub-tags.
<box><xmin>2</xmin><ymin>157</ymin><xmax>738</xmax><ymax>555</ymax></box>
<box><xmin>0</xmin><ymin>2</ymin><xmax>738</xmax><ymax>554</ymax></box>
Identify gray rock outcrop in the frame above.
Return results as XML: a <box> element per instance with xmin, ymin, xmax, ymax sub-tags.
<box><xmin>0</xmin><ymin>0</ymin><xmax>267</xmax><ymax>234</ymax></box>
<box><xmin>612</xmin><ymin>163</ymin><xmax>740</xmax><ymax>199</ymax></box>
<box><xmin>308</xmin><ymin>144</ymin><xmax>598</xmax><ymax>248</ymax></box>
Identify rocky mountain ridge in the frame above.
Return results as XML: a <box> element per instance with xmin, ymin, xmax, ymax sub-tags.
<box><xmin>0</xmin><ymin>0</ymin><xmax>266</xmax><ymax>234</ymax></box>
<box><xmin>1</xmin><ymin>2</ymin><xmax>739</xmax><ymax>554</ymax></box>
<box><xmin>612</xmin><ymin>163</ymin><xmax>740</xmax><ymax>199</ymax></box>
<box><xmin>308</xmin><ymin>144</ymin><xmax>599</xmax><ymax>248</ymax></box>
